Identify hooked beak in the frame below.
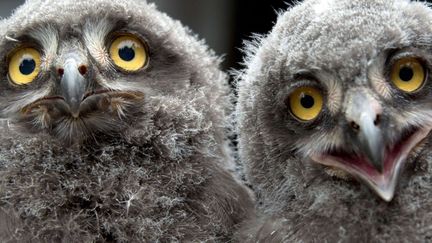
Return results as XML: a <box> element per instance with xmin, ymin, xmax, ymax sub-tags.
<box><xmin>356</xmin><ymin>111</ymin><xmax>385</xmax><ymax>173</ymax></box>
<box><xmin>60</xmin><ymin>55</ymin><xmax>87</xmax><ymax>117</ymax></box>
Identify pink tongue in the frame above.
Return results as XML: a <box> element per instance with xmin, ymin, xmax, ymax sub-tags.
<box><xmin>331</xmin><ymin>146</ymin><xmax>398</xmax><ymax>183</ymax></box>
<box><xmin>341</xmin><ymin>133</ymin><xmax>411</xmax><ymax>185</ymax></box>
<box><xmin>330</xmin><ymin>151</ymin><xmax>379</xmax><ymax>176</ymax></box>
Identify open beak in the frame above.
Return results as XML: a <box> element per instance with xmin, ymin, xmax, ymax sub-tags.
<box><xmin>60</xmin><ymin>54</ymin><xmax>87</xmax><ymax>117</ymax></box>
<box><xmin>310</xmin><ymin>92</ymin><xmax>431</xmax><ymax>201</ymax></box>
<box><xmin>311</xmin><ymin>127</ymin><xmax>429</xmax><ymax>201</ymax></box>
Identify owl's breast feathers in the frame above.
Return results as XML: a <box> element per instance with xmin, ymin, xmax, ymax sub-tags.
<box><xmin>0</xmin><ymin>101</ymin><xmax>253</xmax><ymax>242</ymax></box>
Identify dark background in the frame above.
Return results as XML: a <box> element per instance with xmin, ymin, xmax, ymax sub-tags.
<box><xmin>0</xmin><ymin>0</ymin><xmax>291</xmax><ymax>71</ymax></box>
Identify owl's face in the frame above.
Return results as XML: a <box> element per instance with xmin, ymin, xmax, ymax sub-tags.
<box><xmin>0</xmin><ymin>0</ymin><xmax>202</xmax><ymax>143</ymax></box>
<box><xmin>238</xmin><ymin>0</ymin><xmax>432</xmax><ymax>202</ymax></box>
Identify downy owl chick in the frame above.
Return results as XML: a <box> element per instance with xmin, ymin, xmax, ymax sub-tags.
<box><xmin>0</xmin><ymin>0</ymin><xmax>253</xmax><ymax>242</ymax></box>
<box><xmin>236</xmin><ymin>0</ymin><xmax>432</xmax><ymax>241</ymax></box>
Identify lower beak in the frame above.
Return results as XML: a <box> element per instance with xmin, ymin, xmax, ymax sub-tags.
<box><xmin>311</xmin><ymin>127</ymin><xmax>429</xmax><ymax>201</ymax></box>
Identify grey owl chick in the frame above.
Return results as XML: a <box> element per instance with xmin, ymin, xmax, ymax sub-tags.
<box><xmin>0</xmin><ymin>0</ymin><xmax>253</xmax><ymax>242</ymax></box>
<box><xmin>235</xmin><ymin>0</ymin><xmax>432</xmax><ymax>242</ymax></box>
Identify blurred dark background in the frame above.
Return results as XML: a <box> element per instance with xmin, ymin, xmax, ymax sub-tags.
<box><xmin>149</xmin><ymin>0</ymin><xmax>291</xmax><ymax>71</ymax></box>
<box><xmin>0</xmin><ymin>0</ymin><xmax>291</xmax><ymax>71</ymax></box>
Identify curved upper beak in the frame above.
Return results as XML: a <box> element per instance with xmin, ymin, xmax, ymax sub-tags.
<box><xmin>59</xmin><ymin>55</ymin><xmax>87</xmax><ymax>117</ymax></box>
<box><xmin>356</xmin><ymin>110</ymin><xmax>385</xmax><ymax>172</ymax></box>
<box><xmin>347</xmin><ymin>92</ymin><xmax>385</xmax><ymax>172</ymax></box>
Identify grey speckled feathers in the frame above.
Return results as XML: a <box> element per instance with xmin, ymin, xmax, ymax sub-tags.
<box><xmin>0</xmin><ymin>0</ymin><xmax>253</xmax><ymax>242</ymax></box>
<box><xmin>236</xmin><ymin>0</ymin><xmax>432</xmax><ymax>242</ymax></box>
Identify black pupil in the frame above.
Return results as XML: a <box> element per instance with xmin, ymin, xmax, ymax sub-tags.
<box><xmin>19</xmin><ymin>58</ymin><xmax>36</xmax><ymax>75</ymax></box>
<box><xmin>118</xmin><ymin>46</ymin><xmax>135</xmax><ymax>62</ymax></box>
<box><xmin>300</xmin><ymin>94</ymin><xmax>315</xmax><ymax>109</ymax></box>
<box><xmin>399</xmin><ymin>67</ymin><xmax>414</xmax><ymax>82</ymax></box>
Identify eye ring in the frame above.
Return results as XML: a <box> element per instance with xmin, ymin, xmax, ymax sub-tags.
<box><xmin>390</xmin><ymin>57</ymin><xmax>426</xmax><ymax>93</ymax></box>
<box><xmin>109</xmin><ymin>34</ymin><xmax>148</xmax><ymax>72</ymax></box>
<box><xmin>287</xmin><ymin>86</ymin><xmax>324</xmax><ymax>122</ymax></box>
<box><xmin>8</xmin><ymin>47</ymin><xmax>42</xmax><ymax>85</ymax></box>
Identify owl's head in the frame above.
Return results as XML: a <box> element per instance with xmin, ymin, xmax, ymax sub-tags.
<box><xmin>237</xmin><ymin>0</ymin><xmax>432</xmax><ymax>202</ymax></box>
<box><xmin>0</xmin><ymin>0</ymin><xmax>226</xmax><ymax>143</ymax></box>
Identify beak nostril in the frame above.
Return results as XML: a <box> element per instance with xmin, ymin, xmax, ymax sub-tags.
<box><xmin>78</xmin><ymin>65</ymin><xmax>87</xmax><ymax>76</ymax></box>
<box><xmin>58</xmin><ymin>68</ymin><xmax>64</xmax><ymax>76</ymax></box>
<box><xmin>374</xmin><ymin>114</ymin><xmax>381</xmax><ymax>126</ymax></box>
<box><xmin>350</xmin><ymin>121</ymin><xmax>360</xmax><ymax>132</ymax></box>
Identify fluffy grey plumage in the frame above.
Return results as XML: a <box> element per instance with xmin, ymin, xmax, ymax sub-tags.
<box><xmin>236</xmin><ymin>0</ymin><xmax>432</xmax><ymax>242</ymax></box>
<box><xmin>0</xmin><ymin>0</ymin><xmax>253</xmax><ymax>242</ymax></box>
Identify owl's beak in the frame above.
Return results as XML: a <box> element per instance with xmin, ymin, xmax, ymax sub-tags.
<box><xmin>353</xmin><ymin>111</ymin><xmax>385</xmax><ymax>172</ymax></box>
<box><xmin>311</xmin><ymin>92</ymin><xmax>431</xmax><ymax>201</ymax></box>
<box><xmin>60</xmin><ymin>55</ymin><xmax>87</xmax><ymax>117</ymax></box>
<box><xmin>345</xmin><ymin>92</ymin><xmax>385</xmax><ymax>172</ymax></box>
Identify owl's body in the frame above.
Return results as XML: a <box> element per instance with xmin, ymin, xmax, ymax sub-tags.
<box><xmin>236</xmin><ymin>0</ymin><xmax>432</xmax><ymax>242</ymax></box>
<box><xmin>0</xmin><ymin>121</ymin><xmax>252</xmax><ymax>242</ymax></box>
<box><xmin>0</xmin><ymin>0</ymin><xmax>253</xmax><ymax>242</ymax></box>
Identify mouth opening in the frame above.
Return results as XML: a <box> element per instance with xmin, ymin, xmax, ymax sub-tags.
<box><xmin>311</xmin><ymin>126</ymin><xmax>430</xmax><ymax>201</ymax></box>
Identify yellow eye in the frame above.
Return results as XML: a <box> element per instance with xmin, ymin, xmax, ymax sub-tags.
<box><xmin>8</xmin><ymin>48</ymin><xmax>41</xmax><ymax>85</ymax></box>
<box><xmin>109</xmin><ymin>35</ymin><xmax>148</xmax><ymax>71</ymax></box>
<box><xmin>288</xmin><ymin>86</ymin><xmax>324</xmax><ymax>121</ymax></box>
<box><xmin>390</xmin><ymin>58</ymin><xmax>425</xmax><ymax>92</ymax></box>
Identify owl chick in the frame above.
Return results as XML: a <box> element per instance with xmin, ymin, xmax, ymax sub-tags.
<box><xmin>236</xmin><ymin>0</ymin><xmax>432</xmax><ymax>242</ymax></box>
<box><xmin>0</xmin><ymin>0</ymin><xmax>253</xmax><ymax>242</ymax></box>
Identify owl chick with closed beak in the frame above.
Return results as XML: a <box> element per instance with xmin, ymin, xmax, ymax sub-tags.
<box><xmin>0</xmin><ymin>0</ymin><xmax>253</xmax><ymax>242</ymax></box>
<box><xmin>236</xmin><ymin>0</ymin><xmax>432</xmax><ymax>241</ymax></box>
